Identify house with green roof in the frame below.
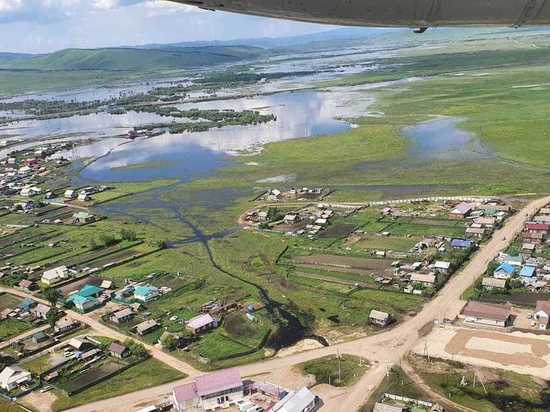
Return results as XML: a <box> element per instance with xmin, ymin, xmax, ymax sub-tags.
<box><xmin>77</xmin><ymin>284</ymin><xmax>103</xmax><ymax>298</ymax></box>
<box><xmin>134</xmin><ymin>285</ymin><xmax>160</xmax><ymax>302</ymax></box>
<box><xmin>68</xmin><ymin>294</ymin><xmax>99</xmax><ymax>313</ymax></box>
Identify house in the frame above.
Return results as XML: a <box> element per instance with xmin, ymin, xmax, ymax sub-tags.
<box><xmin>369</xmin><ymin>310</ymin><xmax>392</xmax><ymax>327</ymax></box>
<box><xmin>135</xmin><ymin>320</ymin><xmax>159</xmax><ymax>336</ymax></box>
<box><xmin>72</xmin><ymin>212</ymin><xmax>95</xmax><ymax>224</ymax></box>
<box><xmin>70</xmin><ymin>294</ymin><xmax>99</xmax><ymax>312</ymax></box>
<box><xmin>110</xmin><ymin>308</ymin><xmax>135</xmax><ymax>324</ymax></box>
<box><xmin>474</xmin><ymin>216</ymin><xmax>496</xmax><ymax>227</ymax></box>
<box><xmin>533</xmin><ymin>300</ymin><xmax>550</xmax><ymax>330</ymax></box>
<box><xmin>433</xmin><ymin>261</ymin><xmax>451</xmax><ymax>274</ymax></box>
<box><xmin>481</xmin><ymin>277</ymin><xmax>507</xmax><ymax>290</ymax></box>
<box><xmin>20</xmin><ymin>186</ymin><xmax>41</xmax><ymax>197</ymax></box>
<box><xmin>283</xmin><ymin>214</ymin><xmax>299</xmax><ymax>225</ymax></box>
<box><xmin>77</xmin><ymin>284</ymin><xmax>103</xmax><ymax>298</ymax></box>
<box><xmin>271</xmin><ymin>387</ymin><xmax>317</xmax><ymax>412</ymax></box>
<box><xmin>525</xmin><ymin>222</ymin><xmax>550</xmax><ymax>234</ymax></box>
<box><xmin>64</xmin><ymin>189</ymin><xmax>77</xmax><ymax>199</ymax></box>
<box><xmin>460</xmin><ymin>301</ymin><xmax>512</xmax><ymax>328</ymax></box>
<box><xmin>54</xmin><ymin>317</ymin><xmax>80</xmax><ymax>334</ymax></box>
<box><xmin>449</xmin><ymin>202</ymin><xmax>474</xmax><ymax>219</ymax></box>
<box><xmin>18</xmin><ymin>279</ymin><xmax>37</xmax><ymax>291</ymax></box>
<box><xmin>520</xmin><ymin>265</ymin><xmax>537</xmax><ymax>280</ymax></box>
<box><xmin>373</xmin><ymin>404</ymin><xmax>406</xmax><ymax>412</ymax></box>
<box><xmin>493</xmin><ymin>263</ymin><xmax>515</xmax><ymax>279</ymax></box>
<box><xmin>109</xmin><ymin>342</ymin><xmax>130</xmax><ymax>359</ymax></box>
<box><xmin>522</xmin><ymin>243</ymin><xmax>536</xmax><ymax>257</ymax></box>
<box><xmin>186</xmin><ymin>313</ymin><xmax>218</xmax><ymax>335</ymax></box>
<box><xmin>172</xmin><ymin>368</ymin><xmax>244</xmax><ymax>412</ymax></box>
<box><xmin>466</xmin><ymin>227</ymin><xmax>486</xmax><ymax>238</ymax></box>
<box><xmin>0</xmin><ymin>366</ymin><xmax>32</xmax><ymax>391</ymax></box>
<box><xmin>32</xmin><ymin>331</ymin><xmax>49</xmax><ymax>344</ymax></box>
<box><xmin>18</xmin><ymin>298</ymin><xmax>36</xmax><ymax>312</ymax></box>
<box><xmin>30</xmin><ymin>303</ymin><xmax>51</xmax><ymax>320</ymax></box>
<box><xmin>67</xmin><ymin>337</ymin><xmax>92</xmax><ymax>351</ymax></box>
<box><xmin>134</xmin><ymin>285</ymin><xmax>160</xmax><ymax>302</ymax></box>
<box><xmin>77</xmin><ymin>192</ymin><xmax>91</xmax><ymax>202</ymax></box>
<box><xmin>410</xmin><ymin>273</ymin><xmax>436</xmax><ymax>287</ymax></box>
<box><xmin>41</xmin><ymin>266</ymin><xmax>69</xmax><ymax>285</ymax></box>
<box><xmin>450</xmin><ymin>238</ymin><xmax>473</xmax><ymax>249</ymax></box>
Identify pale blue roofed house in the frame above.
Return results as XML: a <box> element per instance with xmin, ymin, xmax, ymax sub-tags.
<box><xmin>69</xmin><ymin>294</ymin><xmax>99</xmax><ymax>312</ymax></box>
<box><xmin>520</xmin><ymin>265</ymin><xmax>536</xmax><ymax>279</ymax></box>
<box><xmin>493</xmin><ymin>263</ymin><xmax>515</xmax><ymax>279</ymax></box>
<box><xmin>134</xmin><ymin>285</ymin><xmax>160</xmax><ymax>302</ymax></box>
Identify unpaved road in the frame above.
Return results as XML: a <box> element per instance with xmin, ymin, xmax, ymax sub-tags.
<box><xmin>6</xmin><ymin>195</ymin><xmax>549</xmax><ymax>412</ymax></box>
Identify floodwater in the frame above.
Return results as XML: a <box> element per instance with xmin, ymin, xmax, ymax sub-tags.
<box><xmin>402</xmin><ymin>117</ymin><xmax>493</xmax><ymax>161</ymax></box>
<box><xmin>59</xmin><ymin>89</ymin><xmax>368</xmax><ymax>182</ymax></box>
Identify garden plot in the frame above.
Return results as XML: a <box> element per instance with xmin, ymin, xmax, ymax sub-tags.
<box><xmin>292</xmin><ymin>254</ymin><xmax>394</xmax><ymax>276</ymax></box>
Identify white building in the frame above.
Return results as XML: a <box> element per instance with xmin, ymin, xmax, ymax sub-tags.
<box><xmin>0</xmin><ymin>366</ymin><xmax>32</xmax><ymax>391</ymax></box>
<box><xmin>41</xmin><ymin>266</ymin><xmax>69</xmax><ymax>285</ymax></box>
<box><xmin>271</xmin><ymin>387</ymin><xmax>317</xmax><ymax>412</ymax></box>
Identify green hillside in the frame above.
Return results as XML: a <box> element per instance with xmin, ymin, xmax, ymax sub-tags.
<box><xmin>0</xmin><ymin>46</ymin><xmax>265</xmax><ymax>71</ymax></box>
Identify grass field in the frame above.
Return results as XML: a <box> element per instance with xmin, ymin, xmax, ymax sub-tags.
<box><xmin>51</xmin><ymin>358</ymin><xmax>185</xmax><ymax>411</ymax></box>
<box><xmin>298</xmin><ymin>354</ymin><xmax>369</xmax><ymax>387</ymax></box>
<box><xmin>0</xmin><ymin>399</ymin><xmax>26</xmax><ymax>412</ymax></box>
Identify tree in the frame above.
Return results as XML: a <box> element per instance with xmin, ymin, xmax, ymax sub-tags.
<box><xmin>123</xmin><ymin>338</ymin><xmax>148</xmax><ymax>359</ymax></box>
<box><xmin>43</xmin><ymin>286</ymin><xmax>62</xmax><ymax>307</ymax></box>
<box><xmin>160</xmin><ymin>333</ymin><xmax>177</xmax><ymax>351</ymax></box>
<box><xmin>89</xmin><ymin>237</ymin><xmax>99</xmax><ymax>250</ymax></box>
<box><xmin>120</xmin><ymin>229</ymin><xmax>137</xmax><ymax>241</ymax></box>
<box><xmin>46</xmin><ymin>307</ymin><xmax>61</xmax><ymax>329</ymax></box>
<box><xmin>100</xmin><ymin>233</ymin><xmax>118</xmax><ymax>247</ymax></box>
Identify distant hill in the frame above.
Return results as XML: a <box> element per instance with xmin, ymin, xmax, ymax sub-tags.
<box><xmin>0</xmin><ymin>52</ymin><xmax>33</xmax><ymax>64</ymax></box>
<box><xmin>0</xmin><ymin>46</ymin><xmax>265</xmax><ymax>72</ymax></box>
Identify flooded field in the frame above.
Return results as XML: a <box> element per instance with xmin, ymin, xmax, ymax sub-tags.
<box><xmin>403</xmin><ymin>117</ymin><xmax>493</xmax><ymax>161</ymax></box>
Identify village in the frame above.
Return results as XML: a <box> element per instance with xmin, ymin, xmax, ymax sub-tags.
<box><xmin>0</xmin><ymin>141</ymin><xmax>549</xmax><ymax>412</ymax></box>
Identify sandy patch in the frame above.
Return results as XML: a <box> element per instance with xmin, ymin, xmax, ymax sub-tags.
<box><xmin>276</xmin><ymin>338</ymin><xmax>325</xmax><ymax>358</ymax></box>
<box><xmin>465</xmin><ymin>337</ymin><xmax>532</xmax><ymax>355</ymax></box>
<box><xmin>415</xmin><ymin>326</ymin><xmax>550</xmax><ymax>379</ymax></box>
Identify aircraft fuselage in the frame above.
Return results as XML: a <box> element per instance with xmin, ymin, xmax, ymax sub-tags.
<box><xmin>173</xmin><ymin>0</ymin><xmax>550</xmax><ymax>28</ymax></box>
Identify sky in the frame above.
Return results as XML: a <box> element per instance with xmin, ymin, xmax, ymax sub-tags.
<box><xmin>0</xmin><ymin>0</ymin><xmax>332</xmax><ymax>54</ymax></box>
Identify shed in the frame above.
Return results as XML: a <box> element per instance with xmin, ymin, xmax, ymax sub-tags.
<box><xmin>481</xmin><ymin>277</ymin><xmax>507</xmax><ymax>290</ymax></box>
<box><xmin>109</xmin><ymin>342</ymin><xmax>130</xmax><ymax>358</ymax></box>
<box><xmin>369</xmin><ymin>310</ymin><xmax>392</xmax><ymax>327</ymax></box>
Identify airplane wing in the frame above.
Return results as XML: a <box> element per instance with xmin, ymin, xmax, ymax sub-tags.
<box><xmin>171</xmin><ymin>0</ymin><xmax>550</xmax><ymax>29</ymax></box>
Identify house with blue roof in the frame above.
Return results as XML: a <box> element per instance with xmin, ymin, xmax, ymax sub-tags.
<box><xmin>520</xmin><ymin>265</ymin><xmax>536</xmax><ymax>279</ymax></box>
<box><xmin>77</xmin><ymin>284</ymin><xmax>103</xmax><ymax>298</ymax></box>
<box><xmin>69</xmin><ymin>294</ymin><xmax>99</xmax><ymax>313</ymax></box>
<box><xmin>494</xmin><ymin>263</ymin><xmax>516</xmax><ymax>279</ymax></box>
<box><xmin>134</xmin><ymin>285</ymin><xmax>160</xmax><ymax>302</ymax></box>
<box><xmin>18</xmin><ymin>298</ymin><xmax>35</xmax><ymax>312</ymax></box>
<box><xmin>451</xmin><ymin>238</ymin><xmax>473</xmax><ymax>249</ymax></box>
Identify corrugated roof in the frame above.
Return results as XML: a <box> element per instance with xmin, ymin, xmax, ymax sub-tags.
<box><xmin>461</xmin><ymin>301</ymin><xmax>511</xmax><ymax>322</ymax></box>
<box><xmin>195</xmin><ymin>368</ymin><xmax>242</xmax><ymax>397</ymax></box>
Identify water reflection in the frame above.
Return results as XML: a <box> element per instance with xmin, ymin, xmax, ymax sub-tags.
<box><xmin>403</xmin><ymin>117</ymin><xmax>493</xmax><ymax>161</ymax></box>
<box><xmin>58</xmin><ymin>89</ymin><xmax>369</xmax><ymax>182</ymax></box>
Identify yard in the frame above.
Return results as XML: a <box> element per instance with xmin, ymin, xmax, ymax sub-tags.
<box><xmin>0</xmin><ymin>318</ymin><xmax>34</xmax><ymax>340</ymax></box>
<box><xmin>51</xmin><ymin>358</ymin><xmax>185</xmax><ymax>411</ymax></box>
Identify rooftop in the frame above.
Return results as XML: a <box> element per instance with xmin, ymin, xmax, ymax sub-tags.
<box><xmin>462</xmin><ymin>301</ymin><xmax>511</xmax><ymax>322</ymax></box>
<box><xmin>195</xmin><ymin>368</ymin><xmax>242</xmax><ymax>397</ymax></box>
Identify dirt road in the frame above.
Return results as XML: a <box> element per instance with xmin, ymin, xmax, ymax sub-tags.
<box><xmin>0</xmin><ymin>287</ymin><xmax>200</xmax><ymax>378</ymax></box>
<box><xmin>9</xmin><ymin>195</ymin><xmax>550</xmax><ymax>412</ymax></box>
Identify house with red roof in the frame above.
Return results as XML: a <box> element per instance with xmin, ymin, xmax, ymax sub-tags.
<box><xmin>172</xmin><ymin>368</ymin><xmax>244</xmax><ymax>411</ymax></box>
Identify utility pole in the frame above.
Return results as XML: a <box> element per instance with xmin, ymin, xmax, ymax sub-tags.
<box><xmin>337</xmin><ymin>348</ymin><xmax>342</xmax><ymax>383</ymax></box>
